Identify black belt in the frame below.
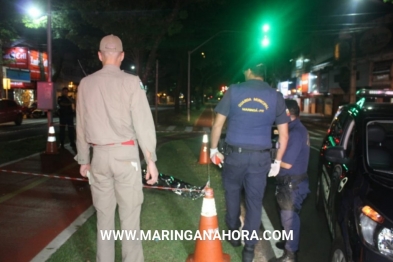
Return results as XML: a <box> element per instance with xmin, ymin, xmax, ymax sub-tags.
<box><xmin>276</xmin><ymin>173</ymin><xmax>308</xmax><ymax>186</ymax></box>
<box><xmin>227</xmin><ymin>144</ymin><xmax>270</xmax><ymax>153</ymax></box>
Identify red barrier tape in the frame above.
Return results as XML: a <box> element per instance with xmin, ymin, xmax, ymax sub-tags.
<box><xmin>0</xmin><ymin>169</ymin><xmax>204</xmax><ymax>192</ymax></box>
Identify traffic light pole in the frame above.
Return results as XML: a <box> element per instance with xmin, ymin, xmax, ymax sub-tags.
<box><xmin>187</xmin><ymin>30</ymin><xmax>240</xmax><ymax>122</ymax></box>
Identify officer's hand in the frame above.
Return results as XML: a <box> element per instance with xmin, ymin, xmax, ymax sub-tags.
<box><xmin>145</xmin><ymin>160</ymin><xmax>158</xmax><ymax>185</ymax></box>
<box><xmin>268</xmin><ymin>160</ymin><xmax>281</xmax><ymax>177</ymax></box>
<box><xmin>80</xmin><ymin>164</ymin><xmax>91</xmax><ymax>177</ymax></box>
<box><xmin>210</xmin><ymin>148</ymin><xmax>224</xmax><ymax>168</ymax></box>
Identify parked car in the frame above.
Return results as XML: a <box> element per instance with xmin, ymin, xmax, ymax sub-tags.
<box><xmin>316</xmin><ymin>89</ymin><xmax>393</xmax><ymax>262</ymax></box>
<box><xmin>0</xmin><ymin>99</ymin><xmax>23</xmax><ymax>125</ymax></box>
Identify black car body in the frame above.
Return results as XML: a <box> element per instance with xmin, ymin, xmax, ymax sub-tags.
<box><xmin>316</xmin><ymin>90</ymin><xmax>393</xmax><ymax>262</ymax></box>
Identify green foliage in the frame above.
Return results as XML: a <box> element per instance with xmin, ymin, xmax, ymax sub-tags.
<box><xmin>25</xmin><ymin>0</ymin><xmax>209</xmax><ymax>82</ymax></box>
<box><xmin>22</xmin><ymin>15</ymin><xmax>47</xmax><ymax>29</ymax></box>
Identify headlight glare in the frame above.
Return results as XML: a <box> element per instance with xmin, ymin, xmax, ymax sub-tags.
<box><xmin>360</xmin><ymin>213</ymin><xmax>377</xmax><ymax>246</ymax></box>
<box><xmin>378</xmin><ymin>228</ymin><xmax>393</xmax><ymax>257</ymax></box>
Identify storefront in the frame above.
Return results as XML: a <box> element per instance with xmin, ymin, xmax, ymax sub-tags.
<box><xmin>2</xmin><ymin>47</ymin><xmax>48</xmax><ymax>107</ymax></box>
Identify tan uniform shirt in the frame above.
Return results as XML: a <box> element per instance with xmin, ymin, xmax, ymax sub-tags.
<box><xmin>76</xmin><ymin>65</ymin><xmax>157</xmax><ymax>164</ymax></box>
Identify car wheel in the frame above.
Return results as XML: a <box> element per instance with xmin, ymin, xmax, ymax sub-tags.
<box><xmin>14</xmin><ymin>114</ymin><xmax>23</xmax><ymax>125</ymax></box>
<box><xmin>316</xmin><ymin>172</ymin><xmax>324</xmax><ymax>212</ymax></box>
<box><xmin>330</xmin><ymin>238</ymin><xmax>347</xmax><ymax>262</ymax></box>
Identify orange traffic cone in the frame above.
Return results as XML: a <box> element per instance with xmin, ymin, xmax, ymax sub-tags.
<box><xmin>45</xmin><ymin>124</ymin><xmax>58</xmax><ymax>154</ymax></box>
<box><xmin>186</xmin><ymin>187</ymin><xmax>230</xmax><ymax>262</ymax></box>
<box><xmin>199</xmin><ymin>134</ymin><xmax>210</xmax><ymax>164</ymax></box>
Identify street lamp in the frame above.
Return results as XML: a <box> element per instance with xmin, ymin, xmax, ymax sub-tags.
<box><xmin>29</xmin><ymin>0</ymin><xmax>52</xmax><ymax>126</ymax></box>
<box><xmin>28</xmin><ymin>7</ymin><xmax>42</xmax><ymax>19</ymax></box>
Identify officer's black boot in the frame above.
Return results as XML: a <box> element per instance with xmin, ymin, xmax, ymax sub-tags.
<box><xmin>275</xmin><ymin>240</ymin><xmax>286</xmax><ymax>249</ymax></box>
<box><xmin>275</xmin><ymin>249</ymin><xmax>296</xmax><ymax>262</ymax></box>
<box><xmin>225</xmin><ymin>229</ymin><xmax>241</xmax><ymax>247</ymax></box>
<box><xmin>242</xmin><ymin>244</ymin><xmax>255</xmax><ymax>262</ymax></box>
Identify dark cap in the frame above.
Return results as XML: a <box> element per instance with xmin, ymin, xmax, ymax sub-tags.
<box><xmin>285</xmin><ymin>99</ymin><xmax>300</xmax><ymax>116</ymax></box>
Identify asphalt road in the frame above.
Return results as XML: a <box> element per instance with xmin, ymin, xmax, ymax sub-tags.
<box><xmin>0</xmin><ymin>106</ymin><xmax>172</xmax><ymax>142</ymax></box>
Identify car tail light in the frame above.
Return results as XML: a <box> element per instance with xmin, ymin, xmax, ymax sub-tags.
<box><xmin>362</xmin><ymin>205</ymin><xmax>384</xmax><ymax>224</ymax></box>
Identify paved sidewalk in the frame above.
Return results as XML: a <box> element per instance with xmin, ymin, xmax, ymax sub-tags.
<box><xmin>0</xmin><ymin>146</ymin><xmax>91</xmax><ymax>262</ymax></box>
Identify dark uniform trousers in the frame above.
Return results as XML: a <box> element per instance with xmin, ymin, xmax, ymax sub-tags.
<box><xmin>89</xmin><ymin>144</ymin><xmax>143</xmax><ymax>262</ymax></box>
<box><xmin>275</xmin><ymin>175</ymin><xmax>309</xmax><ymax>252</ymax></box>
<box><xmin>222</xmin><ymin>150</ymin><xmax>271</xmax><ymax>246</ymax></box>
<box><xmin>59</xmin><ymin>114</ymin><xmax>75</xmax><ymax>146</ymax></box>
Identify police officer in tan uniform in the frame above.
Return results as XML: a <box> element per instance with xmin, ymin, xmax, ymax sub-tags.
<box><xmin>76</xmin><ymin>34</ymin><xmax>158</xmax><ymax>262</ymax></box>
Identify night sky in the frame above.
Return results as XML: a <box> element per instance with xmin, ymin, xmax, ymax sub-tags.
<box><xmin>2</xmin><ymin>0</ymin><xmax>393</xmax><ymax>87</ymax></box>
<box><xmin>192</xmin><ymin>0</ymin><xmax>393</xmax><ymax>85</ymax></box>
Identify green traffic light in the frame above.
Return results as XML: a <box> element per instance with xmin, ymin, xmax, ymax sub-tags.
<box><xmin>261</xmin><ymin>36</ymin><xmax>269</xmax><ymax>47</ymax></box>
<box><xmin>262</xmin><ymin>24</ymin><xmax>270</xmax><ymax>33</ymax></box>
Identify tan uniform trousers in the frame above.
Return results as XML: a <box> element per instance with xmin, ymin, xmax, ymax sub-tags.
<box><xmin>90</xmin><ymin>144</ymin><xmax>144</xmax><ymax>262</ymax></box>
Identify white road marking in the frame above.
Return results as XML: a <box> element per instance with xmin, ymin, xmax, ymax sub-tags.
<box><xmin>308</xmin><ymin>130</ymin><xmax>326</xmax><ymax>137</ymax></box>
<box><xmin>311</xmin><ymin>146</ymin><xmax>320</xmax><ymax>152</ymax></box>
<box><xmin>262</xmin><ymin>206</ymin><xmax>283</xmax><ymax>258</ymax></box>
<box><xmin>166</xmin><ymin>126</ymin><xmax>176</xmax><ymax>131</ymax></box>
<box><xmin>185</xmin><ymin>126</ymin><xmax>193</xmax><ymax>132</ymax></box>
<box><xmin>0</xmin><ymin>152</ymin><xmax>41</xmax><ymax>167</ymax></box>
<box><xmin>203</xmin><ymin>127</ymin><xmax>211</xmax><ymax>133</ymax></box>
<box><xmin>31</xmin><ymin>206</ymin><xmax>95</xmax><ymax>262</ymax></box>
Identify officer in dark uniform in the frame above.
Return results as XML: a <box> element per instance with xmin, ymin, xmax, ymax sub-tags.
<box><xmin>210</xmin><ymin>58</ymin><xmax>290</xmax><ymax>262</ymax></box>
<box><xmin>57</xmin><ymin>87</ymin><xmax>75</xmax><ymax>149</ymax></box>
<box><xmin>273</xmin><ymin>99</ymin><xmax>310</xmax><ymax>262</ymax></box>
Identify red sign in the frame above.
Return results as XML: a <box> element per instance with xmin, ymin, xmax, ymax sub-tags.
<box><xmin>29</xmin><ymin>50</ymin><xmax>49</xmax><ymax>81</ymax></box>
<box><xmin>11</xmin><ymin>82</ymin><xmax>35</xmax><ymax>89</ymax></box>
<box><xmin>301</xmin><ymin>74</ymin><xmax>309</xmax><ymax>93</ymax></box>
<box><xmin>3</xmin><ymin>47</ymin><xmax>29</xmax><ymax>69</ymax></box>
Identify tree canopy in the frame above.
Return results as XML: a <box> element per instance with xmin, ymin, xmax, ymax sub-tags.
<box><xmin>22</xmin><ymin>0</ymin><xmax>217</xmax><ymax>86</ymax></box>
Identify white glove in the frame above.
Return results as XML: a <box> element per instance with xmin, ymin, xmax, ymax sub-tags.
<box><xmin>210</xmin><ymin>148</ymin><xmax>224</xmax><ymax>168</ymax></box>
<box><xmin>268</xmin><ymin>160</ymin><xmax>281</xmax><ymax>177</ymax></box>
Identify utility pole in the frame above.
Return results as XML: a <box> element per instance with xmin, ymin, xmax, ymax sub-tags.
<box><xmin>46</xmin><ymin>0</ymin><xmax>53</xmax><ymax>126</ymax></box>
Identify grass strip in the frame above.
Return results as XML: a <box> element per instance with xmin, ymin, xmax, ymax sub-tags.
<box><xmin>46</xmin><ymin>136</ymin><xmax>242</xmax><ymax>262</ymax></box>
<box><xmin>156</xmin><ymin>106</ymin><xmax>206</xmax><ymax>127</ymax></box>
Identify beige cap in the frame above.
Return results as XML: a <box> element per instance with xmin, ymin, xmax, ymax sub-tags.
<box><xmin>99</xmin><ymin>34</ymin><xmax>123</xmax><ymax>52</ymax></box>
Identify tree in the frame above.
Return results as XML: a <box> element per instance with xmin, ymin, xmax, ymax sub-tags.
<box><xmin>0</xmin><ymin>0</ymin><xmax>20</xmax><ymax>95</ymax></box>
<box><xmin>23</xmin><ymin>0</ymin><xmax>214</xmax><ymax>86</ymax></box>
